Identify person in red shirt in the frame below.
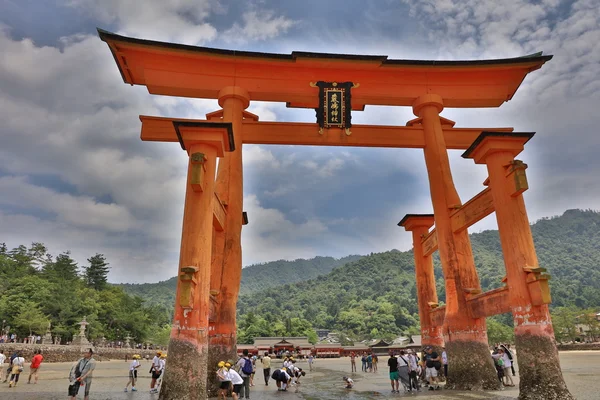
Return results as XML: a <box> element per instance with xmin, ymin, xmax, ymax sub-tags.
<box><xmin>28</xmin><ymin>349</ymin><xmax>43</xmax><ymax>384</ymax></box>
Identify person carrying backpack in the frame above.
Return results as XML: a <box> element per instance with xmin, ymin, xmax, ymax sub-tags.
<box><xmin>235</xmin><ymin>349</ymin><xmax>252</xmax><ymax>399</ymax></box>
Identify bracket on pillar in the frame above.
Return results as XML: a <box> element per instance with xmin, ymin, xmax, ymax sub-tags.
<box><xmin>523</xmin><ymin>265</ymin><xmax>552</xmax><ymax>305</ymax></box>
<box><xmin>242</xmin><ymin>212</ymin><xmax>248</xmax><ymax>225</ymax></box>
<box><xmin>190</xmin><ymin>152</ymin><xmax>207</xmax><ymax>192</ymax></box>
<box><xmin>179</xmin><ymin>266</ymin><xmax>198</xmax><ymax>309</ymax></box>
<box><xmin>428</xmin><ymin>302</ymin><xmax>439</xmax><ymax>309</ymax></box>
<box><xmin>505</xmin><ymin>160</ymin><xmax>529</xmax><ymax>197</ymax></box>
<box><xmin>209</xmin><ymin>290</ymin><xmax>220</xmax><ymax>323</ymax></box>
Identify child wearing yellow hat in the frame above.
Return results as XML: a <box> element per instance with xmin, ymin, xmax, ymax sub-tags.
<box><xmin>216</xmin><ymin>361</ymin><xmax>231</xmax><ymax>400</ymax></box>
<box><xmin>225</xmin><ymin>362</ymin><xmax>244</xmax><ymax>400</ymax></box>
<box><xmin>124</xmin><ymin>355</ymin><xmax>141</xmax><ymax>392</ymax></box>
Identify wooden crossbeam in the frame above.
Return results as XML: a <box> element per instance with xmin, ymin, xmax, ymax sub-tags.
<box><xmin>466</xmin><ymin>287</ymin><xmax>511</xmax><ymax>318</ymax></box>
<box><xmin>450</xmin><ymin>188</ymin><xmax>495</xmax><ymax>233</ymax></box>
<box><xmin>140</xmin><ymin>115</ymin><xmax>513</xmax><ymax>150</ymax></box>
<box><xmin>422</xmin><ymin>229</ymin><xmax>438</xmax><ymax>257</ymax></box>
<box><xmin>212</xmin><ymin>192</ymin><xmax>227</xmax><ymax>232</ymax></box>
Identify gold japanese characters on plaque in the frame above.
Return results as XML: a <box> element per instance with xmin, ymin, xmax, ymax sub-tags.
<box><xmin>311</xmin><ymin>81</ymin><xmax>358</xmax><ymax>135</ymax></box>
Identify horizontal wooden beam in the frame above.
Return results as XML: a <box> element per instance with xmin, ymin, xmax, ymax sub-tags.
<box><xmin>422</xmin><ymin>229</ymin><xmax>438</xmax><ymax>257</ymax></box>
<box><xmin>241</xmin><ymin>121</ymin><xmax>514</xmax><ymax>149</ymax></box>
<box><xmin>140</xmin><ymin>115</ymin><xmax>513</xmax><ymax>150</ymax></box>
<box><xmin>212</xmin><ymin>192</ymin><xmax>226</xmax><ymax>232</ymax></box>
<box><xmin>466</xmin><ymin>287</ymin><xmax>511</xmax><ymax>318</ymax></box>
<box><xmin>450</xmin><ymin>188</ymin><xmax>495</xmax><ymax>233</ymax></box>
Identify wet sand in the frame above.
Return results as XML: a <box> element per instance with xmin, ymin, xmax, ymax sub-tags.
<box><xmin>0</xmin><ymin>351</ymin><xmax>596</xmax><ymax>399</ymax></box>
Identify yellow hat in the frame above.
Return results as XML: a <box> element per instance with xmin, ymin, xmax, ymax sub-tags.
<box><xmin>225</xmin><ymin>362</ymin><xmax>232</xmax><ymax>368</ymax></box>
<box><xmin>218</xmin><ymin>361</ymin><xmax>225</xmax><ymax>367</ymax></box>
<box><xmin>160</xmin><ymin>353</ymin><xmax>167</xmax><ymax>359</ymax></box>
<box><xmin>282</xmin><ymin>367</ymin><xmax>287</xmax><ymax>371</ymax></box>
<box><xmin>132</xmin><ymin>354</ymin><xmax>140</xmax><ymax>359</ymax></box>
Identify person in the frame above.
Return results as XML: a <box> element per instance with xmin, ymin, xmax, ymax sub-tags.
<box><xmin>8</xmin><ymin>351</ymin><xmax>24</xmax><ymax>388</ymax></box>
<box><xmin>124</xmin><ymin>354</ymin><xmax>141</xmax><ymax>392</ymax></box>
<box><xmin>249</xmin><ymin>355</ymin><xmax>257</xmax><ymax>387</ymax></box>
<box><xmin>387</xmin><ymin>352</ymin><xmax>400</xmax><ymax>393</ymax></box>
<box><xmin>150</xmin><ymin>351</ymin><xmax>162</xmax><ymax>393</ymax></box>
<box><xmin>372</xmin><ymin>353</ymin><xmax>378</xmax><ymax>372</ymax></box>
<box><xmin>361</xmin><ymin>354</ymin><xmax>367</xmax><ymax>372</ymax></box>
<box><xmin>28</xmin><ymin>349</ymin><xmax>43</xmax><ymax>384</ymax></box>
<box><xmin>494</xmin><ymin>348</ymin><xmax>514</xmax><ymax>387</ymax></box>
<box><xmin>424</xmin><ymin>346</ymin><xmax>441</xmax><ymax>391</ymax></box>
<box><xmin>261</xmin><ymin>352</ymin><xmax>271</xmax><ymax>386</ymax></box>
<box><xmin>343</xmin><ymin>376</ymin><xmax>354</xmax><ymax>388</ymax></box>
<box><xmin>235</xmin><ymin>349</ymin><xmax>252</xmax><ymax>399</ymax></box>
<box><xmin>156</xmin><ymin>353</ymin><xmax>167</xmax><ymax>390</ymax></box>
<box><xmin>397</xmin><ymin>350</ymin><xmax>411</xmax><ymax>392</ymax></box>
<box><xmin>3</xmin><ymin>351</ymin><xmax>17</xmax><ymax>383</ymax></box>
<box><xmin>441</xmin><ymin>347</ymin><xmax>448</xmax><ymax>379</ymax></box>
<box><xmin>0</xmin><ymin>350</ymin><xmax>6</xmax><ymax>383</ymax></box>
<box><xmin>350</xmin><ymin>352</ymin><xmax>356</xmax><ymax>372</ymax></box>
<box><xmin>227</xmin><ymin>362</ymin><xmax>244</xmax><ymax>400</ymax></box>
<box><xmin>308</xmin><ymin>353</ymin><xmax>314</xmax><ymax>371</ymax></box>
<box><xmin>407</xmin><ymin>350</ymin><xmax>420</xmax><ymax>392</ymax></box>
<box><xmin>367</xmin><ymin>353</ymin><xmax>373</xmax><ymax>372</ymax></box>
<box><xmin>501</xmin><ymin>344</ymin><xmax>516</xmax><ymax>376</ymax></box>
<box><xmin>277</xmin><ymin>367</ymin><xmax>291</xmax><ymax>391</ymax></box>
<box><xmin>216</xmin><ymin>361</ymin><xmax>231</xmax><ymax>400</ymax></box>
<box><xmin>70</xmin><ymin>348</ymin><xmax>96</xmax><ymax>400</ymax></box>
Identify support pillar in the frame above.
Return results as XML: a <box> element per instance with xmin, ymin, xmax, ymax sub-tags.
<box><xmin>159</xmin><ymin>125</ymin><xmax>234</xmax><ymax>400</ymax></box>
<box><xmin>463</xmin><ymin>132</ymin><xmax>574</xmax><ymax>400</ymax></box>
<box><xmin>207</xmin><ymin>87</ymin><xmax>250</xmax><ymax>396</ymax></box>
<box><xmin>412</xmin><ymin>94</ymin><xmax>499</xmax><ymax>390</ymax></box>
<box><xmin>399</xmin><ymin>215</ymin><xmax>445</xmax><ymax>348</ymax></box>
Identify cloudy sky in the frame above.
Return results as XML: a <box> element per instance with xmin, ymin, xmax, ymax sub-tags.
<box><xmin>0</xmin><ymin>0</ymin><xmax>598</xmax><ymax>283</ymax></box>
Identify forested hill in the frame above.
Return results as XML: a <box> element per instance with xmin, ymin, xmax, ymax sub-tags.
<box><xmin>118</xmin><ymin>254</ymin><xmax>363</xmax><ymax>307</ymax></box>
<box><xmin>235</xmin><ymin>209</ymin><xmax>600</xmax><ymax>342</ymax></box>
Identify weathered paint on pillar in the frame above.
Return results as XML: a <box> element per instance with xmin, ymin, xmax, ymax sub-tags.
<box><xmin>399</xmin><ymin>215</ymin><xmax>444</xmax><ymax>348</ymax></box>
<box><xmin>464</xmin><ymin>133</ymin><xmax>574</xmax><ymax>400</ymax></box>
<box><xmin>413</xmin><ymin>94</ymin><xmax>499</xmax><ymax>390</ymax></box>
<box><xmin>207</xmin><ymin>87</ymin><xmax>250</xmax><ymax>395</ymax></box>
<box><xmin>160</xmin><ymin>143</ymin><xmax>218</xmax><ymax>400</ymax></box>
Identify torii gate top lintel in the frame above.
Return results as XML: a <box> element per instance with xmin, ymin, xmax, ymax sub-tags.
<box><xmin>97</xmin><ymin>28</ymin><xmax>552</xmax><ymax>109</ymax></box>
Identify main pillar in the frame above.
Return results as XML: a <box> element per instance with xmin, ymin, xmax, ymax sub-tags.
<box><xmin>207</xmin><ymin>87</ymin><xmax>250</xmax><ymax>395</ymax></box>
<box><xmin>398</xmin><ymin>214</ymin><xmax>445</xmax><ymax>348</ymax></box>
<box><xmin>463</xmin><ymin>132</ymin><xmax>574</xmax><ymax>400</ymax></box>
<box><xmin>160</xmin><ymin>124</ymin><xmax>234</xmax><ymax>400</ymax></box>
<box><xmin>412</xmin><ymin>94</ymin><xmax>499</xmax><ymax>390</ymax></box>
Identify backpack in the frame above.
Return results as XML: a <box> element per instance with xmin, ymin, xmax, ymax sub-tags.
<box><xmin>271</xmin><ymin>369</ymin><xmax>281</xmax><ymax>380</ymax></box>
<box><xmin>242</xmin><ymin>358</ymin><xmax>253</xmax><ymax>375</ymax></box>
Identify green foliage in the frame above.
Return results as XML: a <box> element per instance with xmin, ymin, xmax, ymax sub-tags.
<box><xmin>486</xmin><ymin>315</ymin><xmax>515</xmax><ymax>345</ymax></box>
<box><xmin>84</xmin><ymin>254</ymin><xmax>110</xmax><ymax>290</ymax></box>
<box><xmin>0</xmin><ymin>243</ymin><xmax>163</xmax><ymax>344</ymax></box>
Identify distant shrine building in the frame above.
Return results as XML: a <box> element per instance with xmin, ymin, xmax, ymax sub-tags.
<box><xmin>98</xmin><ymin>28</ymin><xmax>574</xmax><ymax>400</ymax></box>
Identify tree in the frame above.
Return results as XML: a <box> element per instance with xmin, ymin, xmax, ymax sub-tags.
<box><xmin>44</xmin><ymin>252</ymin><xmax>79</xmax><ymax>282</ymax></box>
<box><xmin>486</xmin><ymin>317</ymin><xmax>514</xmax><ymax>345</ymax></box>
<box><xmin>15</xmin><ymin>301</ymin><xmax>50</xmax><ymax>336</ymax></box>
<box><xmin>84</xmin><ymin>254</ymin><xmax>110</xmax><ymax>290</ymax></box>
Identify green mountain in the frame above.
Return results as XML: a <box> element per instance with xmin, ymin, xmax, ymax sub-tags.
<box><xmin>118</xmin><ymin>255</ymin><xmax>363</xmax><ymax>308</ymax></box>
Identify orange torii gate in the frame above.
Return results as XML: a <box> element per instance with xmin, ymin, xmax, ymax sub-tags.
<box><xmin>98</xmin><ymin>29</ymin><xmax>573</xmax><ymax>400</ymax></box>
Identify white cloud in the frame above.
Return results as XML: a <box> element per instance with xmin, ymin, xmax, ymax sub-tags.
<box><xmin>223</xmin><ymin>10</ymin><xmax>297</xmax><ymax>43</ymax></box>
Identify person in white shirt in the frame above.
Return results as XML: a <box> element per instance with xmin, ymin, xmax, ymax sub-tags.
<box><xmin>343</xmin><ymin>376</ymin><xmax>354</xmax><ymax>388</ymax></box>
<box><xmin>156</xmin><ymin>353</ymin><xmax>167</xmax><ymax>389</ymax></box>
<box><xmin>0</xmin><ymin>350</ymin><xmax>6</xmax><ymax>383</ymax></box>
<box><xmin>407</xmin><ymin>351</ymin><xmax>420</xmax><ymax>391</ymax></box>
<box><xmin>441</xmin><ymin>348</ymin><xmax>448</xmax><ymax>379</ymax></box>
<box><xmin>397</xmin><ymin>351</ymin><xmax>411</xmax><ymax>392</ymax></box>
<box><xmin>278</xmin><ymin>368</ymin><xmax>291</xmax><ymax>391</ymax></box>
<box><xmin>8</xmin><ymin>352</ymin><xmax>25</xmax><ymax>387</ymax></box>
<box><xmin>226</xmin><ymin>363</ymin><xmax>244</xmax><ymax>400</ymax></box>
<box><xmin>124</xmin><ymin>354</ymin><xmax>141</xmax><ymax>392</ymax></box>
<box><xmin>150</xmin><ymin>351</ymin><xmax>162</xmax><ymax>393</ymax></box>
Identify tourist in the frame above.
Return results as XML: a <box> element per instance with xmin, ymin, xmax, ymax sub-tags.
<box><xmin>407</xmin><ymin>350</ymin><xmax>421</xmax><ymax>392</ymax></box>
<box><xmin>0</xmin><ymin>350</ymin><xmax>6</xmax><ymax>383</ymax></box>
<box><xmin>424</xmin><ymin>346</ymin><xmax>441</xmax><ymax>391</ymax></box>
<box><xmin>277</xmin><ymin>367</ymin><xmax>291</xmax><ymax>391</ymax></box>
<box><xmin>501</xmin><ymin>344</ymin><xmax>516</xmax><ymax>376</ymax></box>
<box><xmin>28</xmin><ymin>349</ymin><xmax>43</xmax><ymax>384</ymax></box>
<box><xmin>343</xmin><ymin>376</ymin><xmax>354</xmax><ymax>388</ymax></box>
<box><xmin>70</xmin><ymin>348</ymin><xmax>96</xmax><ymax>400</ymax></box>
<box><xmin>441</xmin><ymin>347</ymin><xmax>448</xmax><ymax>379</ymax></box>
<box><xmin>8</xmin><ymin>351</ymin><xmax>24</xmax><ymax>388</ymax></box>
<box><xmin>149</xmin><ymin>351</ymin><xmax>162</xmax><ymax>393</ymax></box>
<box><xmin>308</xmin><ymin>353</ymin><xmax>314</xmax><ymax>371</ymax></box>
<box><xmin>3</xmin><ymin>351</ymin><xmax>17</xmax><ymax>383</ymax></box>
<box><xmin>261</xmin><ymin>352</ymin><xmax>271</xmax><ymax>385</ymax></box>
<box><xmin>227</xmin><ymin>362</ymin><xmax>244</xmax><ymax>400</ymax></box>
<box><xmin>387</xmin><ymin>352</ymin><xmax>400</xmax><ymax>393</ymax></box>
<box><xmin>361</xmin><ymin>353</ymin><xmax>367</xmax><ymax>372</ymax></box>
<box><xmin>124</xmin><ymin>354</ymin><xmax>141</xmax><ymax>392</ymax></box>
<box><xmin>372</xmin><ymin>353</ymin><xmax>378</xmax><ymax>372</ymax></box>
<box><xmin>216</xmin><ymin>361</ymin><xmax>231</xmax><ymax>400</ymax></box>
<box><xmin>493</xmin><ymin>348</ymin><xmax>514</xmax><ymax>387</ymax></box>
<box><xmin>350</xmin><ymin>352</ymin><xmax>356</xmax><ymax>372</ymax></box>
<box><xmin>235</xmin><ymin>349</ymin><xmax>252</xmax><ymax>399</ymax></box>
<box><xmin>249</xmin><ymin>355</ymin><xmax>257</xmax><ymax>386</ymax></box>
<box><xmin>156</xmin><ymin>352</ymin><xmax>167</xmax><ymax>389</ymax></box>
<box><xmin>367</xmin><ymin>353</ymin><xmax>373</xmax><ymax>372</ymax></box>
<box><xmin>397</xmin><ymin>350</ymin><xmax>411</xmax><ymax>392</ymax></box>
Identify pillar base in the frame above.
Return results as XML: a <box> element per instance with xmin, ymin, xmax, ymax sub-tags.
<box><xmin>445</xmin><ymin>340</ymin><xmax>500</xmax><ymax>390</ymax></box>
<box><xmin>515</xmin><ymin>331</ymin><xmax>574</xmax><ymax>400</ymax></box>
<box><xmin>207</xmin><ymin>338</ymin><xmax>237</xmax><ymax>397</ymax></box>
<box><xmin>159</xmin><ymin>338</ymin><xmax>207</xmax><ymax>400</ymax></box>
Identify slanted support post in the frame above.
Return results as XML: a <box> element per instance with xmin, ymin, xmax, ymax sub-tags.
<box><xmin>207</xmin><ymin>88</ymin><xmax>251</xmax><ymax>397</ymax></box>
<box><xmin>412</xmin><ymin>94</ymin><xmax>498</xmax><ymax>390</ymax></box>
<box><xmin>159</xmin><ymin>123</ymin><xmax>234</xmax><ymax>400</ymax></box>
<box><xmin>463</xmin><ymin>132</ymin><xmax>574</xmax><ymax>400</ymax></box>
<box><xmin>398</xmin><ymin>215</ymin><xmax>444</xmax><ymax>349</ymax></box>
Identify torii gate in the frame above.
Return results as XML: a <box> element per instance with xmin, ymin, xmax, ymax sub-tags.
<box><xmin>98</xmin><ymin>29</ymin><xmax>573</xmax><ymax>400</ymax></box>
